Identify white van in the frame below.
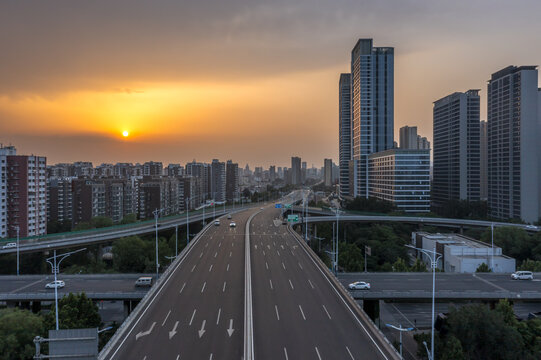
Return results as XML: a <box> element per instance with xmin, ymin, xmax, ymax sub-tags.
<box><xmin>135</xmin><ymin>276</ymin><xmax>153</xmax><ymax>287</ymax></box>
<box><xmin>511</xmin><ymin>271</ymin><xmax>533</xmax><ymax>280</ymax></box>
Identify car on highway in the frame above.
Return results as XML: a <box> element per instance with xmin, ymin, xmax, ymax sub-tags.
<box><xmin>214</xmin><ymin>220</ymin><xmax>220</xmax><ymax>226</ymax></box>
<box><xmin>45</xmin><ymin>280</ymin><xmax>65</xmax><ymax>289</ymax></box>
<box><xmin>229</xmin><ymin>221</ymin><xmax>236</xmax><ymax>228</ymax></box>
<box><xmin>348</xmin><ymin>281</ymin><xmax>371</xmax><ymax>290</ymax></box>
<box><xmin>511</xmin><ymin>271</ymin><xmax>533</xmax><ymax>280</ymax></box>
<box><xmin>260</xmin><ymin>207</ymin><xmax>264</xmax><ymax>210</ymax></box>
<box><xmin>135</xmin><ymin>276</ymin><xmax>153</xmax><ymax>287</ymax></box>
<box><xmin>227</xmin><ymin>214</ymin><xmax>232</xmax><ymax>219</ymax></box>
<box><xmin>282</xmin><ymin>219</ymin><xmax>288</xmax><ymax>225</ymax></box>
<box><xmin>1</xmin><ymin>242</ymin><xmax>16</xmax><ymax>249</ymax></box>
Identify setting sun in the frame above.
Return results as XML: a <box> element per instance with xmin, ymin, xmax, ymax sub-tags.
<box><xmin>122</xmin><ymin>131</ymin><xmax>129</xmax><ymax>137</ymax></box>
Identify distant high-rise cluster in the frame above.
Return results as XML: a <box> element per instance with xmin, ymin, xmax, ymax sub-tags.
<box><xmin>339</xmin><ymin>39</ymin><xmax>430</xmax><ymax>212</ymax></box>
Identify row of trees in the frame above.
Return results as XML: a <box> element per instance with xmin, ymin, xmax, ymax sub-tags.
<box><xmin>414</xmin><ymin>300</ymin><xmax>541</xmax><ymax>360</ymax></box>
<box><xmin>0</xmin><ymin>293</ymin><xmax>112</xmax><ymax>359</ymax></box>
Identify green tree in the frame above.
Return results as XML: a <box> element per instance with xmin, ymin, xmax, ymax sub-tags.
<box><xmin>411</xmin><ymin>258</ymin><xmax>428</xmax><ymax>272</ymax></box>
<box><xmin>392</xmin><ymin>257</ymin><xmax>409</xmax><ymax>272</ymax></box>
<box><xmin>475</xmin><ymin>262</ymin><xmax>491</xmax><ymax>272</ymax></box>
<box><xmin>519</xmin><ymin>259</ymin><xmax>541</xmax><ymax>272</ymax></box>
<box><xmin>43</xmin><ymin>292</ymin><xmax>101</xmax><ymax>331</ymax></box>
<box><xmin>338</xmin><ymin>242</ymin><xmax>363</xmax><ymax>272</ymax></box>
<box><xmin>481</xmin><ymin>227</ymin><xmax>533</xmax><ymax>262</ymax></box>
<box><xmin>0</xmin><ymin>308</ymin><xmax>45</xmax><ymax>359</ymax></box>
<box><xmin>441</xmin><ymin>335</ymin><xmax>465</xmax><ymax>360</ymax></box>
<box><xmin>91</xmin><ymin>216</ymin><xmax>114</xmax><ymax>229</ymax></box>
<box><xmin>113</xmin><ymin>236</ymin><xmax>148</xmax><ymax>272</ymax></box>
<box><xmin>120</xmin><ymin>213</ymin><xmax>137</xmax><ymax>224</ymax></box>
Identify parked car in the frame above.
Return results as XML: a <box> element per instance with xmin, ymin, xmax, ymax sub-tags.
<box><xmin>230</xmin><ymin>221</ymin><xmax>237</xmax><ymax>228</ymax></box>
<box><xmin>1</xmin><ymin>242</ymin><xmax>16</xmax><ymax>249</ymax></box>
<box><xmin>135</xmin><ymin>276</ymin><xmax>153</xmax><ymax>287</ymax></box>
<box><xmin>214</xmin><ymin>220</ymin><xmax>220</xmax><ymax>226</ymax></box>
<box><xmin>348</xmin><ymin>281</ymin><xmax>371</xmax><ymax>290</ymax></box>
<box><xmin>511</xmin><ymin>271</ymin><xmax>533</xmax><ymax>280</ymax></box>
<box><xmin>45</xmin><ymin>280</ymin><xmax>65</xmax><ymax>289</ymax></box>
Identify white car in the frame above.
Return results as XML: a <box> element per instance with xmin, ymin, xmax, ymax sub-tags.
<box><xmin>1</xmin><ymin>242</ymin><xmax>16</xmax><ymax>249</ymax></box>
<box><xmin>227</xmin><ymin>214</ymin><xmax>232</xmax><ymax>219</ymax></box>
<box><xmin>45</xmin><ymin>280</ymin><xmax>65</xmax><ymax>289</ymax></box>
<box><xmin>214</xmin><ymin>220</ymin><xmax>220</xmax><ymax>226</ymax></box>
<box><xmin>348</xmin><ymin>281</ymin><xmax>371</xmax><ymax>290</ymax></box>
<box><xmin>511</xmin><ymin>271</ymin><xmax>533</xmax><ymax>280</ymax></box>
<box><xmin>229</xmin><ymin>221</ymin><xmax>236</xmax><ymax>228</ymax></box>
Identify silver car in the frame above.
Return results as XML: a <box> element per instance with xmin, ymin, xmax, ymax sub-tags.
<box><xmin>348</xmin><ymin>281</ymin><xmax>371</xmax><ymax>290</ymax></box>
<box><xmin>45</xmin><ymin>280</ymin><xmax>65</xmax><ymax>289</ymax></box>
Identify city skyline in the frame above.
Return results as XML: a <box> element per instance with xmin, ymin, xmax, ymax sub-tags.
<box><xmin>2</xmin><ymin>1</ymin><xmax>541</xmax><ymax>167</ymax></box>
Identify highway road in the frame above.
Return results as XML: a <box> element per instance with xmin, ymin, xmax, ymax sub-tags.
<box><xmin>250</xmin><ymin>207</ymin><xmax>396</xmax><ymax>360</ymax></box>
<box><xmin>99</xmin><ymin>197</ymin><xmax>398</xmax><ymax>360</ymax></box>
<box><xmin>101</xmin><ymin>211</ymin><xmax>250</xmax><ymax>360</ymax></box>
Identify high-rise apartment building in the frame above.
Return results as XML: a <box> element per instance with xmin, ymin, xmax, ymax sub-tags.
<box><xmin>399</xmin><ymin>126</ymin><xmax>418</xmax><ymax>149</ymax></box>
<box><xmin>432</xmin><ymin>90</ymin><xmax>481</xmax><ymax>212</ymax></box>
<box><xmin>487</xmin><ymin>66</ymin><xmax>540</xmax><ymax>222</ymax></box>
<box><xmin>324</xmin><ymin>159</ymin><xmax>333</xmax><ymax>186</ymax></box>
<box><xmin>291</xmin><ymin>157</ymin><xmax>301</xmax><ymax>185</ymax></box>
<box><xmin>211</xmin><ymin>159</ymin><xmax>226</xmax><ymax>202</ymax></box>
<box><xmin>480</xmin><ymin>120</ymin><xmax>488</xmax><ymax>200</ymax></box>
<box><xmin>143</xmin><ymin>161</ymin><xmax>163</xmax><ymax>176</ymax></box>
<box><xmin>6</xmin><ymin>152</ymin><xmax>47</xmax><ymax>238</ymax></box>
<box><xmin>225</xmin><ymin>160</ymin><xmax>239</xmax><ymax>202</ymax></box>
<box><xmin>0</xmin><ymin>145</ymin><xmax>17</xmax><ymax>238</ymax></box>
<box><xmin>350</xmin><ymin>39</ymin><xmax>394</xmax><ymax>197</ymax></box>
<box><xmin>339</xmin><ymin>73</ymin><xmax>352</xmax><ymax>198</ymax></box>
<box><xmin>368</xmin><ymin>149</ymin><xmax>430</xmax><ymax>212</ymax></box>
<box><xmin>47</xmin><ymin>177</ymin><xmax>73</xmax><ymax>224</ymax></box>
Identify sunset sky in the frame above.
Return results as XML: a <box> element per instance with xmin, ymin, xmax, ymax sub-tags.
<box><xmin>1</xmin><ymin>0</ymin><xmax>540</xmax><ymax>168</ymax></box>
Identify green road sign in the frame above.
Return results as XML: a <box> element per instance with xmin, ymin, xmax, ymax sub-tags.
<box><xmin>287</xmin><ymin>215</ymin><xmax>299</xmax><ymax>222</ymax></box>
<box><xmin>285</xmin><ymin>204</ymin><xmax>292</xmax><ymax>209</ymax></box>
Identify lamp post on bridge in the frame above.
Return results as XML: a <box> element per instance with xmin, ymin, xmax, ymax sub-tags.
<box><xmin>406</xmin><ymin>244</ymin><xmax>442</xmax><ymax>360</ymax></box>
<box><xmin>45</xmin><ymin>248</ymin><xmax>86</xmax><ymax>330</ymax></box>
<box><xmin>385</xmin><ymin>323</ymin><xmax>414</xmax><ymax>360</ymax></box>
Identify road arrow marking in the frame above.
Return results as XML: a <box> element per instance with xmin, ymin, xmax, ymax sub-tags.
<box><xmin>198</xmin><ymin>320</ymin><xmax>206</xmax><ymax>338</ymax></box>
<box><xmin>227</xmin><ymin>319</ymin><xmax>234</xmax><ymax>337</ymax></box>
<box><xmin>169</xmin><ymin>321</ymin><xmax>179</xmax><ymax>339</ymax></box>
<box><xmin>135</xmin><ymin>322</ymin><xmax>156</xmax><ymax>340</ymax></box>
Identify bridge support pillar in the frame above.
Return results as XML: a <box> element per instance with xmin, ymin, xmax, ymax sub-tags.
<box><xmin>124</xmin><ymin>300</ymin><xmax>140</xmax><ymax>317</ymax></box>
<box><xmin>460</xmin><ymin>226</ymin><xmax>464</xmax><ymax>235</ymax></box>
<box><xmin>363</xmin><ymin>300</ymin><xmax>380</xmax><ymax>322</ymax></box>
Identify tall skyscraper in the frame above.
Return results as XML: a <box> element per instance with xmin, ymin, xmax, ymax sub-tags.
<box><xmin>211</xmin><ymin>159</ymin><xmax>226</xmax><ymax>202</ymax></box>
<box><xmin>0</xmin><ymin>145</ymin><xmax>17</xmax><ymax>238</ymax></box>
<box><xmin>291</xmin><ymin>156</ymin><xmax>301</xmax><ymax>185</ymax></box>
<box><xmin>487</xmin><ymin>66</ymin><xmax>540</xmax><ymax>222</ymax></box>
<box><xmin>339</xmin><ymin>73</ymin><xmax>352</xmax><ymax>198</ymax></box>
<box><xmin>6</xmin><ymin>152</ymin><xmax>47</xmax><ymax>238</ymax></box>
<box><xmin>479</xmin><ymin>120</ymin><xmax>488</xmax><ymax>200</ymax></box>
<box><xmin>225</xmin><ymin>160</ymin><xmax>239</xmax><ymax>202</ymax></box>
<box><xmin>432</xmin><ymin>90</ymin><xmax>481</xmax><ymax>212</ymax></box>
<box><xmin>399</xmin><ymin>126</ymin><xmax>418</xmax><ymax>149</ymax></box>
<box><xmin>350</xmin><ymin>39</ymin><xmax>394</xmax><ymax>197</ymax></box>
<box><xmin>324</xmin><ymin>158</ymin><xmax>333</xmax><ymax>186</ymax></box>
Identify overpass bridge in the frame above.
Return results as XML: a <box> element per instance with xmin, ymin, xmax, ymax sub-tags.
<box><xmin>289</xmin><ymin>206</ymin><xmax>540</xmax><ymax>232</ymax></box>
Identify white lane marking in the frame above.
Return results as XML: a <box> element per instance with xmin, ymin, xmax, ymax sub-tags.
<box><xmin>162</xmin><ymin>310</ymin><xmax>171</xmax><ymax>326</ymax></box>
<box><xmin>308</xmin><ymin>279</ymin><xmax>315</xmax><ymax>289</ymax></box>
<box><xmin>267</xmin><ymin>245</ymin><xmax>270</xmax><ymax>249</ymax></box>
<box><xmin>322</xmin><ymin>305</ymin><xmax>332</xmax><ymax>320</ymax></box>
<box><xmin>265</xmin><ymin>262</ymin><xmax>269</xmax><ymax>270</ymax></box>
<box><xmin>289</xmin><ymin>279</ymin><xmax>294</xmax><ymax>290</ymax></box>
<box><xmin>135</xmin><ymin>322</ymin><xmax>156</xmax><ymax>340</ymax></box>
<box><xmin>201</xmin><ymin>282</ymin><xmax>206</xmax><ymax>293</ymax></box>
<box><xmin>219</xmin><ymin>242</ymin><xmax>222</xmax><ymax>247</ymax></box>
<box><xmin>179</xmin><ymin>282</ymin><xmax>186</xmax><ymax>294</ymax></box>
<box><xmin>169</xmin><ymin>321</ymin><xmax>179</xmax><ymax>339</ymax></box>
<box><xmin>223</xmin><ymin>281</ymin><xmax>227</xmax><ymax>292</ymax></box>
<box><xmin>198</xmin><ymin>320</ymin><xmax>206</xmax><ymax>338</ymax></box>
<box><xmin>200</xmin><ymin>252</ymin><xmax>203</xmax><ymax>258</ymax></box>
<box><xmin>277</xmin><ymin>250</ymin><xmax>281</xmax><ymax>256</ymax></box>
<box><xmin>176</xmin><ymin>355</ymin><xmax>180</xmax><ymax>360</ymax></box>
<box><xmin>299</xmin><ymin>305</ymin><xmax>306</xmax><ymax>320</ymax></box>
<box><xmin>232</xmin><ymin>242</ymin><xmax>234</xmax><ymax>247</ymax></box>
<box><xmin>282</xmin><ymin>262</ymin><xmax>286</xmax><ymax>270</ymax></box>
<box><xmin>269</xmin><ymin>279</ymin><xmax>273</xmax><ymax>290</ymax></box>
<box><xmin>275</xmin><ymin>305</ymin><xmax>280</xmax><ymax>320</ymax></box>
<box><xmin>229</xmin><ymin>251</ymin><xmax>232</xmax><ymax>257</ymax></box>
<box><xmin>191</xmin><ymin>265</ymin><xmax>196</xmax><ymax>272</ymax></box>
<box><xmin>214</xmin><ymin>252</ymin><xmax>218</xmax><ymax>258</ymax></box>
<box><xmin>205</xmin><ymin>242</ymin><xmax>209</xmax><ymax>247</ymax></box>
<box><xmin>298</xmin><ymin>262</ymin><xmax>303</xmax><ymax>270</ymax></box>
<box><xmin>273</xmin><ymin>241</ymin><xmax>276</xmax><ymax>246</ymax></box>
<box><xmin>209</xmin><ymin>264</ymin><xmax>213</xmax><ymax>272</ymax></box>
<box><xmin>227</xmin><ymin>319</ymin><xmax>235</xmax><ymax>337</ymax></box>
<box><xmin>189</xmin><ymin>309</ymin><xmax>197</xmax><ymax>326</ymax></box>
<box><xmin>283</xmin><ymin>347</ymin><xmax>289</xmax><ymax>360</ymax></box>
<box><xmin>262</xmin><ymin>250</ymin><xmax>265</xmax><ymax>256</ymax></box>
<box><xmin>216</xmin><ymin>308</ymin><xmax>222</xmax><ymax>325</ymax></box>
<box><xmin>315</xmin><ymin>347</ymin><xmax>322</xmax><ymax>360</ymax></box>
<box><xmin>346</xmin><ymin>346</ymin><xmax>355</xmax><ymax>359</ymax></box>
<box><xmin>281</xmin><ymin>245</ymin><xmax>285</xmax><ymax>250</ymax></box>
<box><xmin>227</xmin><ymin>263</ymin><xmax>230</xmax><ymax>271</ymax></box>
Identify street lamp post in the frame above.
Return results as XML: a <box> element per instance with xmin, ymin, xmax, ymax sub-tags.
<box><xmin>153</xmin><ymin>208</ymin><xmax>163</xmax><ymax>279</ymax></box>
<box><xmin>45</xmin><ymin>248</ymin><xmax>86</xmax><ymax>330</ymax></box>
<box><xmin>385</xmin><ymin>323</ymin><xmax>414</xmax><ymax>360</ymax></box>
<box><xmin>406</xmin><ymin>245</ymin><xmax>442</xmax><ymax>360</ymax></box>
